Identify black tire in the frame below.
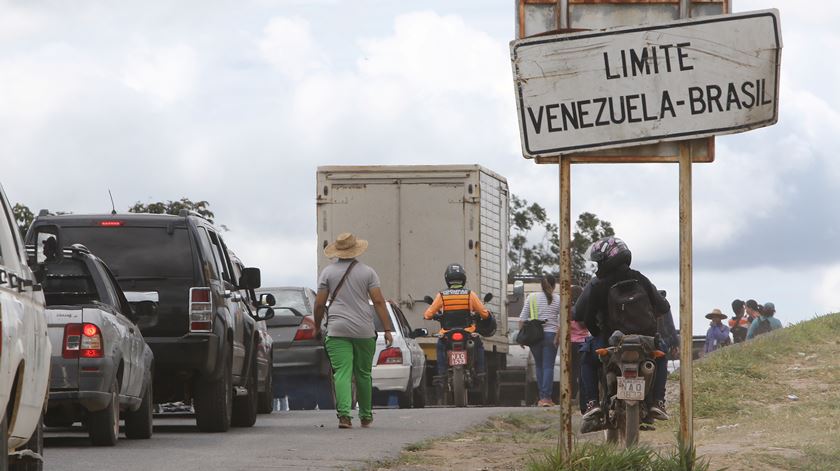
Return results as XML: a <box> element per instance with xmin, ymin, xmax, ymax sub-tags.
<box><xmin>412</xmin><ymin>372</ymin><xmax>426</xmax><ymax>409</ymax></box>
<box><xmin>124</xmin><ymin>380</ymin><xmax>153</xmax><ymax>439</ymax></box>
<box><xmin>232</xmin><ymin>353</ymin><xmax>258</xmax><ymax>428</ymax></box>
<box><xmin>88</xmin><ymin>377</ymin><xmax>119</xmax><ymax>446</ymax></box>
<box><xmin>257</xmin><ymin>367</ymin><xmax>273</xmax><ymax>414</ymax></box>
<box><xmin>1</xmin><ymin>413</ymin><xmax>9</xmax><ymax>471</ymax></box>
<box><xmin>453</xmin><ymin>367</ymin><xmax>467</xmax><ymax>407</ymax></box>
<box><xmin>397</xmin><ymin>373</ymin><xmax>414</xmax><ymax>409</ymax></box>
<box><xmin>625</xmin><ymin>402</ymin><xmax>640</xmax><ymax>447</ymax></box>
<box><xmin>194</xmin><ymin>350</ymin><xmax>232</xmax><ymax>433</ymax></box>
<box><xmin>9</xmin><ymin>408</ymin><xmax>43</xmax><ymax>471</ymax></box>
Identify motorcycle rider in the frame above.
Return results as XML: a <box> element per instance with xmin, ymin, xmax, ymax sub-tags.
<box><xmin>575</xmin><ymin>237</ymin><xmax>671</xmax><ymax>431</ymax></box>
<box><xmin>423</xmin><ymin>263</ymin><xmax>490</xmax><ymax>389</ymax></box>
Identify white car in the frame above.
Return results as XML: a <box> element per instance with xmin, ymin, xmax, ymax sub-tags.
<box><xmin>0</xmin><ymin>184</ymin><xmax>51</xmax><ymax>469</ymax></box>
<box><xmin>371</xmin><ymin>301</ymin><xmax>428</xmax><ymax>408</ymax></box>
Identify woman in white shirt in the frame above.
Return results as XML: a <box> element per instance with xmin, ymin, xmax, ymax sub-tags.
<box><xmin>519</xmin><ymin>274</ymin><xmax>561</xmax><ymax>407</ymax></box>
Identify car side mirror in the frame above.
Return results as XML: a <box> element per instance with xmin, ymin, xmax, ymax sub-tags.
<box><xmin>239</xmin><ymin>267</ymin><xmax>261</xmax><ymax>289</ymax></box>
<box><xmin>423</xmin><ymin>295</ymin><xmax>434</xmax><ymax>305</ymax></box>
<box><xmin>253</xmin><ymin>306</ymin><xmax>275</xmax><ymax>322</ymax></box>
<box><xmin>483</xmin><ymin>293</ymin><xmax>493</xmax><ymax>303</ymax></box>
<box><xmin>259</xmin><ymin>293</ymin><xmax>276</xmax><ymax>307</ymax></box>
<box><xmin>410</xmin><ymin>328</ymin><xmax>429</xmax><ymax>339</ymax></box>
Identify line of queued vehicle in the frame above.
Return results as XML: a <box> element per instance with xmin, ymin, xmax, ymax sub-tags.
<box><xmin>1</xmin><ymin>180</ymin><xmax>279</xmax><ymax>469</ymax></box>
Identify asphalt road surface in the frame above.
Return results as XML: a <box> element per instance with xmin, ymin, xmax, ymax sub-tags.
<box><xmin>44</xmin><ymin>407</ymin><xmax>523</xmax><ymax>471</ymax></box>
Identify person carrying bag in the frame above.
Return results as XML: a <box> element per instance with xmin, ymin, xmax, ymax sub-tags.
<box><xmin>517</xmin><ymin>275</ymin><xmax>560</xmax><ymax>406</ymax></box>
<box><xmin>516</xmin><ymin>292</ymin><xmax>546</xmax><ymax>347</ymax></box>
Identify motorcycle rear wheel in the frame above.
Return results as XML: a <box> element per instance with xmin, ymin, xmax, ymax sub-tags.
<box><xmin>452</xmin><ymin>367</ymin><xmax>468</xmax><ymax>407</ymax></box>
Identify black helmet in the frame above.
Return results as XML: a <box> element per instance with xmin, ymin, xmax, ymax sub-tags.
<box><xmin>444</xmin><ymin>263</ymin><xmax>466</xmax><ymax>287</ymax></box>
<box><xmin>586</xmin><ymin>236</ymin><xmax>631</xmax><ymax>272</ymax></box>
<box><xmin>475</xmin><ymin>313</ymin><xmax>497</xmax><ymax>337</ymax></box>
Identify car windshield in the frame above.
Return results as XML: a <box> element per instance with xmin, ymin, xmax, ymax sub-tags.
<box><xmin>57</xmin><ymin>226</ymin><xmax>193</xmax><ymax>279</ymax></box>
<box><xmin>258</xmin><ymin>288</ymin><xmax>310</xmax><ymax>315</ymax></box>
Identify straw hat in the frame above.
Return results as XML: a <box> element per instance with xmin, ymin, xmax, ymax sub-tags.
<box><xmin>324</xmin><ymin>232</ymin><xmax>369</xmax><ymax>259</ymax></box>
<box><xmin>705</xmin><ymin>308</ymin><xmax>727</xmax><ymax>320</ymax></box>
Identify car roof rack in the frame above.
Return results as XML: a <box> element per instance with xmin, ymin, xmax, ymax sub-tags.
<box><xmin>178</xmin><ymin>209</ymin><xmax>212</xmax><ymax>222</ymax></box>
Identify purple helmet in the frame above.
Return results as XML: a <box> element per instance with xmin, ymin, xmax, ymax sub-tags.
<box><xmin>586</xmin><ymin>237</ymin><xmax>631</xmax><ymax>266</ymax></box>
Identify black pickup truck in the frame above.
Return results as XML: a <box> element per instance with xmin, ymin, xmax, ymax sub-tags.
<box><xmin>28</xmin><ymin>211</ymin><xmax>273</xmax><ymax>432</ymax></box>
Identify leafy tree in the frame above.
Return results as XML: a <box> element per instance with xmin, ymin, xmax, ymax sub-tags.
<box><xmin>508</xmin><ymin>195</ymin><xmax>614</xmax><ymax>285</ymax></box>
<box><xmin>12</xmin><ymin>203</ymin><xmax>34</xmax><ymax>239</ymax></box>
<box><xmin>129</xmin><ymin>198</ymin><xmax>215</xmax><ymax>223</ymax></box>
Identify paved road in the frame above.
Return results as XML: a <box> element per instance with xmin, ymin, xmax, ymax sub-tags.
<box><xmin>44</xmin><ymin>407</ymin><xmax>524</xmax><ymax>471</ymax></box>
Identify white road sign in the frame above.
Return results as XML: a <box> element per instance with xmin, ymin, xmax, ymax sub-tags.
<box><xmin>511</xmin><ymin>10</ymin><xmax>782</xmax><ymax>158</ymax></box>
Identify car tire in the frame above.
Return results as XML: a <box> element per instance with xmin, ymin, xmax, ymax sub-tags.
<box><xmin>194</xmin><ymin>350</ymin><xmax>233</xmax><ymax>433</ymax></box>
<box><xmin>257</xmin><ymin>367</ymin><xmax>273</xmax><ymax>414</ymax></box>
<box><xmin>397</xmin><ymin>373</ymin><xmax>414</xmax><ymax>409</ymax></box>
<box><xmin>9</xmin><ymin>408</ymin><xmax>44</xmax><ymax>471</ymax></box>
<box><xmin>88</xmin><ymin>377</ymin><xmax>120</xmax><ymax>446</ymax></box>
<box><xmin>124</xmin><ymin>380</ymin><xmax>153</xmax><ymax>439</ymax></box>
<box><xmin>231</xmin><ymin>353</ymin><xmax>258</xmax><ymax>427</ymax></box>
<box><xmin>412</xmin><ymin>372</ymin><xmax>427</xmax><ymax>409</ymax></box>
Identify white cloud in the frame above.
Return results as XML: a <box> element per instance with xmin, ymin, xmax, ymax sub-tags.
<box><xmin>815</xmin><ymin>265</ymin><xmax>840</xmax><ymax>314</ymax></box>
<box><xmin>122</xmin><ymin>43</ymin><xmax>198</xmax><ymax>105</ymax></box>
<box><xmin>258</xmin><ymin>17</ymin><xmax>325</xmax><ymax>80</ymax></box>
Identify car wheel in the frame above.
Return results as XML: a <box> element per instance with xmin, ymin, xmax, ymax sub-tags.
<box><xmin>232</xmin><ymin>353</ymin><xmax>258</xmax><ymax>427</ymax></box>
<box><xmin>412</xmin><ymin>371</ymin><xmax>427</xmax><ymax>409</ymax></box>
<box><xmin>397</xmin><ymin>373</ymin><xmax>414</xmax><ymax>409</ymax></box>
<box><xmin>194</xmin><ymin>349</ymin><xmax>233</xmax><ymax>433</ymax></box>
<box><xmin>257</xmin><ymin>367</ymin><xmax>273</xmax><ymax>414</ymax></box>
<box><xmin>9</xmin><ymin>408</ymin><xmax>44</xmax><ymax>471</ymax></box>
<box><xmin>88</xmin><ymin>377</ymin><xmax>120</xmax><ymax>446</ymax></box>
<box><xmin>124</xmin><ymin>380</ymin><xmax>153</xmax><ymax>439</ymax></box>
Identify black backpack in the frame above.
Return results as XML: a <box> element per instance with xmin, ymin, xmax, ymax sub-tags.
<box><xmin>753</xmin><ymin>317</ymin><xmax>772</xmax><ymax>337</ymax></box>
<box><xmin>606</xmin><ymin>279</ymin><xmax>658</xmax><ymax>336</ymax></box>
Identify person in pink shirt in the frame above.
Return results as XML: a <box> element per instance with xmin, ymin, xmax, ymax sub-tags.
<box><xmin>556</xmin><ymin>285</ymin><xmax>590</xmax><ymax>411</ymax></box>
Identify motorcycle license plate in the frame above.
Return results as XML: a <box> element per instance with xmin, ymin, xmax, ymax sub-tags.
<box><xmin>448</xmin><ymin>351</ymin><xmax>468</xmax><ymax>366</ymax></box>
<box><xmin>617</xmin><ymin>377</ymin><xmax>645</xmax><ymax>401</ymax></box>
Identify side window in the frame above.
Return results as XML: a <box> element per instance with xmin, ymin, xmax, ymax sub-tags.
<box><xmin>207</xmin><ymin>230</ymin><xmax>233</xmax><ymax>284</ymax></box>
<box><xmin>0</xmin><ymin>197</ymin><xmax>19</xmax><ymax>270</ymax></box>
<box><xmin>393</xmin><ymin>306</ymin><xmax>412</xmax><ymax>337</ymax></box>
<box><xmin>197</xmin><ymin>227</ymin><xmax>220</xmax><ymax>281</ymax></box>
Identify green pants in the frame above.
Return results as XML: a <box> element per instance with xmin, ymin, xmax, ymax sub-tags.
<box><xmin>325</xmin><ymin>336</ymin><xmax>376</xmax><ymax>420</ymax></box>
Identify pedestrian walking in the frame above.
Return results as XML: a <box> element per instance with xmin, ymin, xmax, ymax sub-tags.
<box><xmin>313</xmin><ymin>232</ymin><xmax>394</xmax><ymax>429</ymax></box>
<box><xmin>704</xmin><ymin>309</ymin><xmax>731</xmax><ymax>354</ymax></box>
<box><xmin>520</xmin><ymin>274</ymin><xmax>561</xmax><ymax>407</ymax></box>
<box><xmin>729</xmin><ymin>299</ymin><xmax>749</xmax><ymax>343</ymax></box>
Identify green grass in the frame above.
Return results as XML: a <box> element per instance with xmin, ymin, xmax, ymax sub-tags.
<box><xmin>527</xmin><ymin>438</ymin><xmax>714</xmax><ymax>471</ymax></box>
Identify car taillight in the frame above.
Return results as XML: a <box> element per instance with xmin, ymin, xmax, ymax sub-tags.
<box><xmin>63</xmin><ymin>323</ymin><xmax>104</xmax><ymax>359</ymax></box>
<box><xmin>293</xmin><ymin>317</ymin><xmax>316</xmax><ymax>341</ymax></box>
<box><xmin>98</xmin><ymin>220</ymin><xmax>123</xmax><ymax>227</ymax></box>
<box><xmin>190</xmin><ymin>287</ymin><xmax>213</xmax><ymax>332</ymax></box>
<box><xmin>451</xmin><ymin>332</ymin><xmax>464</xmax><ymax>341</ymax></box>
<box><xmin>377</xmin><ymin>347</ymin><xmax>403</xmax><ymax>365</ymax></box>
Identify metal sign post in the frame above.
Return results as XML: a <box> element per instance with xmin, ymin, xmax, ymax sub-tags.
<box><xmin>678</xmin><ymin>144</ymin><xmax>694</xmax><ymax>449</ymax></box>
<box><xmin>557</xmin><ymin>155</ymin><xmax>573</xmax><ymax>459</ymax></box>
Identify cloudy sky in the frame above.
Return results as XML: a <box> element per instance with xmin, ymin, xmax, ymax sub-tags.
<box><xmin>2</xmin><ymin>0</ymin><xmax>836</xmax><ymax>333</ymax></box>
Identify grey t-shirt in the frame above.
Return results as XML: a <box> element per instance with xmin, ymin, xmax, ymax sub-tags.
<box><xmin>318</xmin><ymin>259</ymin><xmax>381</xmax><ymax>338</ymax></box>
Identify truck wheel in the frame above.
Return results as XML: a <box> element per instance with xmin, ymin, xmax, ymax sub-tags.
<box><xmin>453</xmin><ymin>367</ymin><xmax>468</xmax><ymax>407</ymax></box>
<box><xmin>397</xmin><ymin>373</ymin><xmax>414</xmax><ymax>409</ymax></box>
<box><xmin>257</xmin><ymin>368</ymin><xmax>273</xmax><ymax>414</ymax></box>
<box><xmin>412</xmin><ymin>372</ymin><xmax>427</xmax><ymax>409</ymax></box>
<box><xmin>231</xmin><ymin>354</ymin><xmax>258</xmax><ymax>427</ymax></box>
<box><xmin>9</xmin><ymin>409</ymin><xmax>43</xmax><ymax>471</ymax></box>
<box><xmin>88</xmin><ymin>377</ymin><xmax>120</xmax><ymax>446</ymax></box>
<box><xmin>194</xmin><ymin>351</ymin><xmax>232</xmax><ymax>433</ymax></box>
<box><xmin>124</xmin><ymin>380</ymin><xmax>153</xmax><ymax>439</ymax></box>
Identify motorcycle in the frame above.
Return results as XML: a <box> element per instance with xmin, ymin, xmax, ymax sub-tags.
<box><xmin>423</xmin><ymin>293</ymin><xmax>493</xmax><ymax>407</ymax></box>
<box><xmin>594</xmin><ymin>331</ymin><xmax>666</xmax><ymax>447</ymax></box>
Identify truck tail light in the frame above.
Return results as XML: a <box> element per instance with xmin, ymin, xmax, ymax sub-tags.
<box><xmin>63</xmin><ymin>323</ymin><xmax>104</xmax><ymax>359</ymax></box>
<box><xmin>377</xmin><ymin>347</ymin><xmax>403</xmax><ymax>365</ymax></box>
<box><xmin>189</xmin><ymin>287</ymin><xmax>213</xmax><ymax>332</ymax></box>
<box><xmin>293</xmin><ymin>317</ymin><xmax>316</xmax><ymax>341</ymax></box>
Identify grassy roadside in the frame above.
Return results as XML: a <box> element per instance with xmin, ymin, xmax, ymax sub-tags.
<box><xmin>374</xmin><ymin>312</ymin><xmax>840</xmax><ymax>471</ymax></box>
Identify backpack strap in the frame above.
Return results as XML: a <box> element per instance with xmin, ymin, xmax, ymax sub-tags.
<box><xmin>326</xmin><ymin>260</ymin><xmax>358</xmax><ymax>322</ymax></box>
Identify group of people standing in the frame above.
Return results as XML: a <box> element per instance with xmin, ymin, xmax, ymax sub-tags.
<box><xmin>704</xmin><ymin>298</ymin><xmax>783</xmax><ymax>354</ymax></box>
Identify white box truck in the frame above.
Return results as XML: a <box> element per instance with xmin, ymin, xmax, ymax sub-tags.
<box><xmin>316</xmin><ymin>165</ymin><xmax>509</xmax><ymax>402</ymax></box>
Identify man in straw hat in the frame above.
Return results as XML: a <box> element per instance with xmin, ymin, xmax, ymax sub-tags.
<box><xmin>314</xmin><ymin>232</ymin><xmax>394</xmax><ymax>429</ymax></box>
<box><xmin>703</xmin><ymin>308</ymin><xmax>731</xmax><ymax>354</ymax></box>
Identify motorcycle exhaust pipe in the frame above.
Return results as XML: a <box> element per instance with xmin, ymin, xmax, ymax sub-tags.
<box><xmin>641</xmin><ymin>361</ymin><xmax>655</xmax><ymax>377</ymax></box>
